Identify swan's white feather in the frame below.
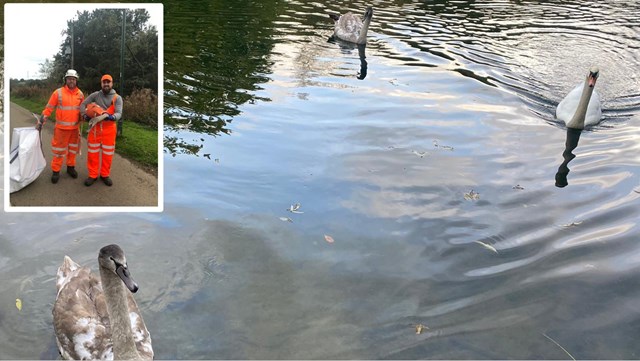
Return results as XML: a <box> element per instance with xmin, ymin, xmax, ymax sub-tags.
<box><xmin>56</xmin><ymin>256</ymin><xmax>80</xmax><ymax>297</ymax></box>
<box><xmin>556</xmin><ymin>82</ymin><xmax>602</xmax><ymax>126</ymax></box>
<box><xmin>53</xmin><ymin>255</ymin><xmax>153</xmax><ymax>360</ymax></box>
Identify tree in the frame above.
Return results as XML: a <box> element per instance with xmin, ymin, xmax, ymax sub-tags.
<box><xmin>38</xmin><ymin>58</ymin><xmax>55</xmax><ymax>79</ymax></box>
<box><xmin>50</xmin><ymin>8</ymin><xmax>157</xmax><ymax>96</ymax></box>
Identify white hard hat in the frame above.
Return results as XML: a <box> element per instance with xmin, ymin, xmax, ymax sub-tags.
<box><xmin>63</xmin><ymin>69</ymin><xmax>79</xmax><ymax>80</ymax></box>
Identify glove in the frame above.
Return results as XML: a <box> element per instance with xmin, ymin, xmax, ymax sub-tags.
<box><xmin>106</xmin><ymin>114</ymin><xmax>115</xmax><ymax>121</ymax></box>
<box><xmin>36</xmin><ymin>116</ymin><xmax>47</xmax><ymax>130</ymax></box>
<box><xmin>83</xmin><ymin>114</ymin><xmax>91</xmax><ymax>121</ymax></box>
<box><xmin>88</xmin><ymin>117</ymin><xmax>102</xmax><ymax>128</ymax></box>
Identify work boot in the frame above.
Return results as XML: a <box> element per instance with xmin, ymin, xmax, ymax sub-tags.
<box><xmin>84</xmin><ymin>177</ymin><xmax>97</xmax><ymax>187</ymax></box>
<box><xmin>67</xmin><ymin>166</ymin><xmax>78</xmax><ymax>179</ymax></box>
<box><xmin>51</xmin><ymin>171</ymin><xmax>60</xmax><ymax>184</ymax></box>
<box><xmin>100</xmin><ymin>176</ymin><xmax>113</xmax><ymax>187</ymax></box>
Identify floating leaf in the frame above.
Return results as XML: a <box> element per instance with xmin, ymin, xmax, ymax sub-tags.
<box><xmin>324</xmin><ymin>235</ymin><xmax>335</xmax><ymax>243</ymax></box>
<box><xmin>513</xmin><ymin>184</ymin><xmax>525</xmax><ymax>190</ymax></box>
<box><xmin>279</xmin><ymin>217</ymin><xmax>293</xmax><ymax>223</ymax></box>
<box><xmin>433</xmin><ymin>140</ymin><xmax>453</xmax><ymax>150</ymax></box>
<box><xmin>287</xmin><ymin>203</ymin><xmax>304</xmax><ymax>214</ymax></box>
<box><xmin>464</xmin><ymin>190</ymin><xmax>480</xmax><ymax>201</ymax></box>
<box><xmin>16</xmin><ymin>298</ymin><xmax>22</xmax><ymax>311</ymax></box>
<box><xmin>474</xmin><ymin>240</ymin><xmax>498</xmax><ymax>254</ymax></box>
<box><xmin>415</xmin><ymin>324</ymin><xmax>428</xmax><ymax>334</ymax></box>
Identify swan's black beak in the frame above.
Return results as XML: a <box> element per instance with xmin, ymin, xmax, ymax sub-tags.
<box><xmin>588</xmin><ymin>71</ymin><xmax>599</xmax><ymax>87</ymax></box>
<box><xmin>116</xmin><ymin>263</ymin><xmax>139</xmax><ymax>293</ymax></box>
<box><xmin>364</xmin><ymin>6</ymin><xmax>373</xmax><ymax>20</ymax></box>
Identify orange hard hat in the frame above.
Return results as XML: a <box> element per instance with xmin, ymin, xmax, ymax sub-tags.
<box><xmin>86</xmin><ymin>103</ymin><xmax>107</xmax><ymax>118</ymax></box>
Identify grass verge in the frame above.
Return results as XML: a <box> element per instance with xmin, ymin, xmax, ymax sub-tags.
<box><xmin>11</xmin><ymin>96</ymin><xmax>158</xmax><ymax>174</ymax></box>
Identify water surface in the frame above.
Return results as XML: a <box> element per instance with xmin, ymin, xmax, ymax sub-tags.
<box><xmin>2</xmin><ymin>0</ymin><xmax>640</xmax><ymax>359</ymax></box>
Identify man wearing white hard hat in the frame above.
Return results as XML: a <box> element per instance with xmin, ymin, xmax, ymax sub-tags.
<box><xmin>38</xmin><ymin>69</ymin><xmax>85</xmax><ymax>184</ymax></box>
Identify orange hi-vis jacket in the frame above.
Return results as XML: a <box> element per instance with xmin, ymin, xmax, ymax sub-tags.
<box><xmin>42</xmin><ymin>85</ymin><xmax>84</xmax><ymax>130</ymax></box>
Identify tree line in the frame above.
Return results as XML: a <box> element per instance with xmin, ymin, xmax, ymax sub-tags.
<box><xmin>42</xmin><ymin>8</ymin><xmax>158</xmax><ymax>96</ymax></box>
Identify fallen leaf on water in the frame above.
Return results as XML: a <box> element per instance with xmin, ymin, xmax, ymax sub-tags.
<box><xmin>279</xmin><ymin>217</ymin><xmax>293</xmax><ymax>223</ymax></box>
<box><xmin>513</xmin><ymin>184</ymin><xmax>525</xmax><ymax>190</ymax></box>
<box><xmin>474</xmin><ymin>240</ymin><xmax>498</xmax><ymax>254</ymax></box>
<box><xmin>288</xmin><ymin>203</ymin><xmax>304</xmax><ymax>214</ymax></box>
<box><xmin>415</xmin><ymin>324</ymin><xmax>429</xmax><ymax>334</ymax></box>
<box><xmin>324</xmin><ymin>235</ymin><xmax>335</xmax><ymax>243</ymax></box>
<box><xmin>16</xmin><ymin>298</ymin><xmax>22</xmax><ymax>311</ymax></box>
<box><xmin>433</xmin><ymin>140</ymin><xmax>454</xmax><ymax>150</ymax></box>
<box><xmin>464</xmin><ymin>190</ymin><xmax>480</xmax><ymax>201</ymax></box>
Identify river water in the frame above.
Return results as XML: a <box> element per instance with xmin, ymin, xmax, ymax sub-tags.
<box><xmin>2</xmin><ymin>0</ymin><xmax>640</xmax><ymax>359</ymax></box>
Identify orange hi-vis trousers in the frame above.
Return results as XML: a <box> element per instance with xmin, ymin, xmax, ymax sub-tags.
<box><xmin>51</xmin><ymin>127</ymin><xmax>79</xmax><ymax>172</ymax></box>
<box><xmin>87</xmin><ymin>120</ymin><xmax>117</xmax><ymax>178</ymax></box>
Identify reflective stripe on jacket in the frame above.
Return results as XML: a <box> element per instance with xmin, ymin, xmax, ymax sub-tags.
<box><xmin>42</xmin><ymin>86</ymin><xmax>84</xmax><ymax>130</ymax></box>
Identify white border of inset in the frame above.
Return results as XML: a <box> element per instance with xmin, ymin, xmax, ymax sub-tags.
<box><xmin>3</xmin><ymin>3</ymin><xmax>164</xmax><ymax>212</ymax></box>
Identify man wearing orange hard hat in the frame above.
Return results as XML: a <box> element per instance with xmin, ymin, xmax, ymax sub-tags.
<box><xmin>80</xmin><ymin>74</ymin><xmax>123</xmax><ymax>187</ymax></box>
<box><xmin>38</xmin><ymin>69</ymin><xmax>84</xmax><ymax>183</ymax></box>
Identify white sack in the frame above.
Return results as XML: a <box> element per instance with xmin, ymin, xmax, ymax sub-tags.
<box><xmin>10</xmin><ymin>127</ymin><xmax>47</xmax><ymax>193</ymax></box>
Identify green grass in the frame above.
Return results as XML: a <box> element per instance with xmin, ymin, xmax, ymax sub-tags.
<box><xmin>11</xmin><ymin>96</ymin><xmax>158</xmax><ymax>172</ymax></box>
<box><xmin>114</xmin><ymin>122</ymin><xmax>158</xmax><ymax>172</ymax></box>
<box><xmin>11</xmin><ymin>97</ymin><xmax>48</xmax><ymax>118</ymax></box>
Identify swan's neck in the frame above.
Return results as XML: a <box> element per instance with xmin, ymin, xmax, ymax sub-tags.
<box><xmin>357</xmin><ymin>16</ymin><xmax>372</xmax><ymax>44</ymax></box>
<box><xmin>100</xmin><ymin>267</ymin><xmax>141</xmax><ymax>360</ymax></box>
<box><xmin>566</xmin><ymin>77</ymin><xmax>595</xmax><ymax>130</ymax></box>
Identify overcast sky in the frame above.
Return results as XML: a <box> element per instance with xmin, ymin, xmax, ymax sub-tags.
<box><xmin>5</xmin><ymin>3</ymin><xmax>162</xmax><ymax>80</ymax></box>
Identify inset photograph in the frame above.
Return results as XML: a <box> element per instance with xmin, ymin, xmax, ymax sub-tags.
<box><xmin>4</xmin><ymin>3</ymin><xmax>163</xmax><ymax>211</ymax></box>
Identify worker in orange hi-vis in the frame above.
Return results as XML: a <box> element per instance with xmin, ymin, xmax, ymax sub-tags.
<box><xmin>80</xmin><ymin>74</ymin><xmax>123</xmax><ymax>187</ymax></box>
<box><xmin>38</xmin><ymin>69</ymin><xmax>84</xmax><ymax>184</ymax></box>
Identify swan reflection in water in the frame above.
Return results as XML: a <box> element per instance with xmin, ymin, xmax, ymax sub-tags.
<box><xmin>555</xmin><ymin>128</ymin><xmax>582</xmax><ymax>188</ymax></box>
<box><xmin>328</xmin><ymin>37</ymin><xmax>368</xmax><ymax>80</ymax></box>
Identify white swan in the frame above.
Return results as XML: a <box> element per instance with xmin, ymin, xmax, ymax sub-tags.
<box><xmin>556</xmin><ymin>67</ymin><xmax>602</xmax><ymax>129</ymax></box>
<box><xmin>330</xmin><ymin>6</ymin><xmax>373</xmax><ymax>44</ymax></box>
<box><xmin>53</xmin><ymin>244</ymin><xmax>153</xmax><ymax>360</ymax></box>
